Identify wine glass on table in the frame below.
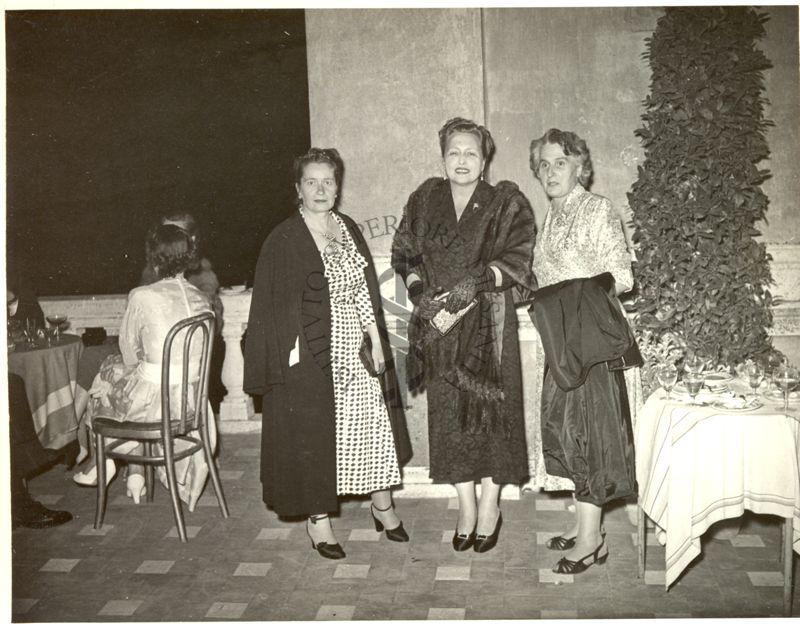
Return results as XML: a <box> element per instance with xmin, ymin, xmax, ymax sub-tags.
<box><xmin>46</xmin><ymin>314</ymin><xmax>67</xmax><ymax>343</ymax></box>
<box><xmin>656</xmin><ymin>364</ymin><xmax>678</xmax><ymax>402</ymax></box>
<box><xmin>684</xmin><ymin>352</ymin><xmax>706</xmax><ymax>376</ymax></box>
<box><xmin>684</xmin><ymin>372</ymin><xmax>705</xmax><ymax>405</ymax></box>
<box><xmin>744</xmin><ymin>361</ymin><xmax>764</xmax><ymax>400</ymax></box>
<box><xmin>772</xmin><ymin>365</ymin><xmax>798</xmax><ymax>413</ymax></box>
<box><xmin>23</xmin><ymin>317</ymin><xmax>40</xmax><ymax>346</ymax></box>
<box><xmin>766</xmin><ymin>351</ymin><xmax>786</xmax><ymax>379</ymax></box>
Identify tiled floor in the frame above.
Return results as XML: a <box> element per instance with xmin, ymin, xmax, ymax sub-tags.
<box><xmin>12</xmin><ymin>433</ymin><xmax>799</xmax><ymax>621</ymax></box>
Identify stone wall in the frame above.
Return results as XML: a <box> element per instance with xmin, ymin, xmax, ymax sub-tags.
<box><xmin>305</xmin><ymin>7</ymin><xmax>800</xmax><ymax>366</ymax></box>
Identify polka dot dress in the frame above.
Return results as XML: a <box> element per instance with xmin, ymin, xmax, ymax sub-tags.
<box><xmin>319</xmin><ymin>212</ymin><xmax>401</xmax><ymax>495</ymax></box>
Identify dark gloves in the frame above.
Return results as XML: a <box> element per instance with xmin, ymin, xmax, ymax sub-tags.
<box><xmin>407</xmin><ymin>280</ymin><xmax>424</xmax><ymax>307</ymax></box>
<box><xmin>418</xmin><ymin>287</ymin><xmax>446</xmax><ymax>320</ymax></box>
<box><xmin>444</xmin><ymin>268</ymin><xmax>495</xmax><ymax>313</ymax></box>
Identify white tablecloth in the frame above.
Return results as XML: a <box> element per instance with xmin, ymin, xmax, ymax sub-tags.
<box><xmin>636</xmin><ymin>386</ymin><xmax>800</xmax><ymax>588</ymax></box>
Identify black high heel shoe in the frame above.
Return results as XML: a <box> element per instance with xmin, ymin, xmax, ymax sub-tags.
<box><xmin>307</xmin><ymin>514</ymin><xmax>345</xmax><ymax>560</ymax></box>
<box><xmin>473</xmin><ymin>512</ymin><xmax>503</xmax><ymax>553</ymax></box>
<box><xmin>552</xmin><ymin>538</ymin><xmax>608</xmax><ymax>574</ymax></box>
<box><xmin>371</xmin><ymin>503</ymin><xmax>409</xmax><ymax>542</ymax></box>
<box><xmin>452</xmin><ymin>528</ymin><xmax>477</xmax><ymax>552</ymax></box>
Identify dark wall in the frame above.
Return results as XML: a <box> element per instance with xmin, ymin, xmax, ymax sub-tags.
<box><xmin>6</xmin><ymin>9</ymin><xmax>310</xmax><ymax>295</ymax></box>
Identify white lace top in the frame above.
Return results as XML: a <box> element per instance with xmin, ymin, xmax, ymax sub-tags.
<box><xmin>533</xmin><ymin>184</ymin><xmax>633</xmax><ymax>292</ymax></box>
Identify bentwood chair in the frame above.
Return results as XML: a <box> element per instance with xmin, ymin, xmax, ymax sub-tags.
<box><xmin>92</xmin><ymin>312</ymin><xmax>229</xmax><ymax>542</ymax></box>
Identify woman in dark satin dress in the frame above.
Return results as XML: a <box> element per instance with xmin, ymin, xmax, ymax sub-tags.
<box><xmin>530</xmin><ymin>128</ymin><xmax>638</xmax><ymax>574</ymax></box>
<box><xmin>391</xmin><ymin>118</ymin><xmax>536</xmax><ymax>553</ymax></box>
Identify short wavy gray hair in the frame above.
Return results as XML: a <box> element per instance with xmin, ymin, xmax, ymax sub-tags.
<box><xmin>529</xmin><ymin>128</ymin><xmax>593</xmax><ymax>188</ymax></box>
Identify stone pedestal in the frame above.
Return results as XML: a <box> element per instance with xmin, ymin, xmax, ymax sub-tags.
<box><xmin>217</xmin><ymin>289</ymin><xmax>257</xmax><ymax>433</ymax></box>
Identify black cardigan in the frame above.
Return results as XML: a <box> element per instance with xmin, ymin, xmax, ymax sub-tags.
<box><xmin>243</xmin><ymin>209</ymin><xmax>411</xmax><ymax>465</ymax></box>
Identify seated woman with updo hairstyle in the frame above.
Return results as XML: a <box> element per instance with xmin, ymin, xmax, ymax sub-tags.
<box><xmin>73</xmin><ymin>224</ymin><xmax>216</xmax><ymax>510</ymax></box>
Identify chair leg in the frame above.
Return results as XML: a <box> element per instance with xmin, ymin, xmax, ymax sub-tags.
<box><xmin>163</xmin><ymin>439</ymin><xmax>188</xmax><ymax>542</ymax></box>
<box><xmin>200</xmin><ymin>424</ymin><xmax>229</xmax><ymax>518</ymax></box>
<box><xmin>94</xmin><ymin>432</ymin><xmax>108</xmax><ymax>530</ymax></box>
<box><xmin>783</xmin><ymin>517</ymin><xmax>793</xmax><ymax>616</ymax></box>
<box><xmin>144</xmin><ymin>442</ymin><xmax>155</xmax><ymax>503</ymax></box>
<box><xmin>637</xmin><ymin>505</ymin><xmax>646</xmax><ymax>579</ymax></box>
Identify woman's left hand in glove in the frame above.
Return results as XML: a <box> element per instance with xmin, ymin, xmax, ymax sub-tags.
<box><xmin>444</xmin><ymin>268</ymin><xmax>494</xmax><ymax>313</ymax></box>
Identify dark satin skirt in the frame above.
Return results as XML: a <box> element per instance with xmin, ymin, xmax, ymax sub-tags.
<box><xmin>540</xmin><ymin>362</ymin><xmax>636</xmax><ymax>506</ymax></box>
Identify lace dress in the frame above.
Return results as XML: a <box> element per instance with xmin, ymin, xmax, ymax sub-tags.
<box><xmin>86</xmin><ymin>276</ymin><xmax>216</xmax><ymax>510</ymax></box>
<box><xmin>527</xmin><ymin>184</ymin><xmax>642</xmax><ymax>491</ymax></box>
<box><xmin>319</xmin><ymin>213</ymin><xmax>401</xmax><ymax>495</ymax></box>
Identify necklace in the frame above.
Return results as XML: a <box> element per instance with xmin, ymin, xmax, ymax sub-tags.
<box><xmin>300</xmin><ymin>207</ymin><xmax>343</xmax><ymax>260</ymax></box>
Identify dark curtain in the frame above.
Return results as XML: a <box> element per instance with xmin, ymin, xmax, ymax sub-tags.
<box><xmin>6</xmin><ymin>9</ymin><xmax>311</xmax><ymax>295</ymax></box>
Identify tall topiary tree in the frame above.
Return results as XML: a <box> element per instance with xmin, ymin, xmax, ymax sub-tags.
<box><xmin>629</xmin><ymin>6</ymin><xmax>778</xmax><ymax>368</ymax></box>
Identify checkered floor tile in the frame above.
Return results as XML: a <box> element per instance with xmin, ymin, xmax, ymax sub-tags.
<box><xmin>10</xmin><ymin>432</ymin><xmax>798</xmax><ymax>620</ymax></box>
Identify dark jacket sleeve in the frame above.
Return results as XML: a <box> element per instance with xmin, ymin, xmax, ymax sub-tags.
<box><xmin>243</xmin><ymin>235</ymin><xmax>285</xmax><ymax>395</ymax></box>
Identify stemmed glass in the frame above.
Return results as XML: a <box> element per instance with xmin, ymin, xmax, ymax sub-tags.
<box><xmin>744</xmin><ymin>361</ymin><xmax>764</xmax><ymax>400</ymax></box>
<box><xmin>23</xmin><ymin>318</ymin><xmax>39</xmax><ymax>346</ymax></box>
<box><xmin>684</xmin><ymin>371</ymin><xmax>705</xmax><ymax>405</ymax></box>
<box><xmin>766</xmin><ymin>352</ymin><xmax>786</xmax><ymax>379</ymax></box>
<box><xmin>684</xmin><ymin>353</ymin><xmax>706</xmax><ymax>376</ymax></box>
<box><xmin>656</xmin><ymin>364</ymin><xmax>678</xmax><ymax>402</ymax></box>
<box><xmin>772</xmin><ymin>365</ymin><xmax>799</xmax><ymax>413</ymax></box>
<box><xmin>7</xmin><ymin>319</ymin><xmax>23</xmax><ymax>343</ymax></box>
<box><xmin>46</xmin><ymin>314</ymin><xmax>67</xmax><ymax>342</ymax></box>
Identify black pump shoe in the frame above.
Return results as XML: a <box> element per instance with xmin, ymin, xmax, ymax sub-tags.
<box><xmin>307</xmin><ymin>515</ymin><xmax>346</xmax><ymax>560</ymax></box>
<box><xmin>371</xmin><ymin>503</ymin><xmax>409</xmax><ymax>542</ymax></box>
<box><xmin>473</xmin><ymin>512</ymin><xmax>503</xmax><ymax>553</ymax></box>
<box><xmin>452</xmin><ymin>529</ymin><xmax>477</xmax><ymax>551</ymax></box>
<box><xmin>552</xmin><ymin>539</ymin><xmax>608</xmax><ymax>574</ymax></box>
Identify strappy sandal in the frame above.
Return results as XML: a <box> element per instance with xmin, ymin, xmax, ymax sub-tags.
<box><xmin>546</xmin><ymin>535</ymin><xmax>576</xmax><ymax>551</ymax></box>
<box><xmin>552</xmin><ymin>539</ymin><xmax>608</xmax><ymax>574</ymax></box>
<box><xmin>546</xmin><ymin>526</ymin><xmax>605</xmax><ymax>551</ymax></box>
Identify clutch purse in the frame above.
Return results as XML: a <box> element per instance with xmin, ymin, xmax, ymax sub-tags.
<box><xmin>430</xmin><ymin>292</ymin><xmax>477</xmax><ymax>336</ymax></box>
<box><xmin>359</xmin><ymin>334</ymin><xmax>379</xmax><ymax>377</ymax></box>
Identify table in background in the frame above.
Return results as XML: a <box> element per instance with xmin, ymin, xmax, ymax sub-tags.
<box><xmin>8</xmin><ymin>334</ymin><xmax>84</xmax><ymax>449</ymax></box>
<box><xmin>635</xmin><ymin>383</ymin><xmax>800</xmax><ymax>615</ymax></box>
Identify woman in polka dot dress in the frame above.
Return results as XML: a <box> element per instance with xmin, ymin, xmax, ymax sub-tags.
<box><xmin>244</xmin><ymin>148</ymin><xmax>412</xmax><ymax>560</ymax></box>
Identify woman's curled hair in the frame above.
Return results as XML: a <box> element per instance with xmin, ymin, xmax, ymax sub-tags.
<box><xmin>293</xmin><ymin>147</ymin><xmax>345</xmax><ymax>190</ymax></box>
<box><xmin>438</xmin><ymin>117</ymin><xmax>495</xmax><ymax>163</ymax></box>
<box><xmin>529</xmin><ymin>128</ymin><xmax>593</xmax><ymax>188</ymax></box>
<box><xmin>145</xmin><ymin>224</ymin><xmax>199</xmax><ymax>279</ymax></box>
